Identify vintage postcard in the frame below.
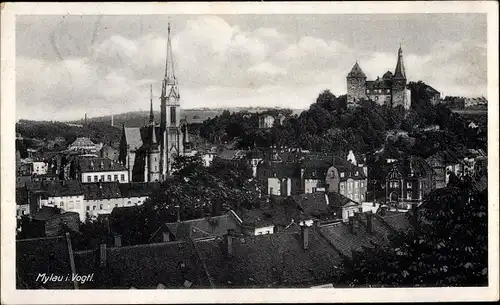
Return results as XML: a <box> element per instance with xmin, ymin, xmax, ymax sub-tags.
<box><xmin>1</xmin><ymin>1</ymin><xmax>498</xmax><ymax>304</ymax></box>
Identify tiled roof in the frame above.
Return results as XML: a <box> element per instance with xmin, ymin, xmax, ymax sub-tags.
<box><xmin>327</xmin><ymin>192</ymin><xmax>358</xmax><ymax>208</ymax></box>
<box><xmin>78</xmin><ymin>158</ymin><xmax>126</xmax><ymax>173</ymax></box>
<box><xmin>290</xmin><ymin>193</ymin><xmax>332</xmax><ymax>219</ymax></box>
<box><xmin>81</xmin><ymin>182</ymin><xmax>123</xmax><ymax>200</ymax></box>
<box><xmin>27</xmin><ymin>180</ymin><xmax>83</xmax><ymax>198</ymax></box>
<box><xmin>70</xmin><ymin>137</ymin><xmax>95</xmax><ymax>148</ymax></box>
<box><xmin>318</xmin><ymin>215</ymin><xmax>389</xmax><ymax>258</ymax></box>
<box><xmin>347</xmin><ymin>62</ymin><xmax>366</xmax><ymax>78</ymax></box>
<box><xmin>238</xmin><ymin>208</ymin><xmax>277</xmax><ymax>227</ymax></box>
<box><xmin>166</xmin><ymin>214</ymin><xmax>240</xmax><ymax>241</ymax></box>
<box><xmin>16</xmin><ymin>187</ymin><xmax>28</xmax><ymax>206</ymax></box>
<box><xmin>390</xmin><ymin>156</ymin><xmax>435</xmax><ymax>179</ymax></box>
<box><xmin>378</xmin><ymin>212</ymin><xmax>411</xmax><ymax>232</ymax></box>
<box><xmin>196</xmin><ymin>229</ymin><xmax>342</xmax><ymax>288</ymax></box>
<box><xmin>16</xmin><ymin>236</ymin><xmax>73</xmax><ymax>289</ymax></box>
<box><xmin>366</xmin><ymin>79</ymin><xmax>392</xmax><ymax>90</ymax></box>
<box><xmin>74</xmin><ymin>241</ymin><xmax>209</xmax><ymax>289</ymax></box>
<box><xmin>118</xmin><ymin>182</ymin><xmax>159</xmax><ymax>198</ymax></box>
<box><xmin>124</xmin><ymin>127</ymin><xmax>143</xmax><ymax>151</ymax></box>
<box><xmin>217</xmin><ymin>150</ymin><xmax>246</xmax><ymax>160</ymax></box>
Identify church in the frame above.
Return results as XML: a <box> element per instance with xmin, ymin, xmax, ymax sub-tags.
<box><xmin>119</xmin><ymin>24</ymin><xmax>191</xmax><ymax>182</ymax></box>
<box><xmin>346</xmin><ymin>46</ymin><xmax>411</xmax><ymax>110</ymax></box>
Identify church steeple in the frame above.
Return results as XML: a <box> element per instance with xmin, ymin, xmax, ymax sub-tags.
<box><xmin>394</xmin><ymin>46</ymin><xmax>406</xmax><ymax>80</ymax></box>
<box><xmin>149</xmin><ymin>84</ymin><xmax>154</xmax><ymax>125</ymax></box>
<box><xmin>161</xmin><ymin>22</ymin><xmax>180</xmax><ymax>100</ymax></box>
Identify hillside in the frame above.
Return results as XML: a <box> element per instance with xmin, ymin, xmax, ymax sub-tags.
<box><xmin>67</xmin><ymin>107</ymin><xmax>305</xmax><ymax>128</ymax></box>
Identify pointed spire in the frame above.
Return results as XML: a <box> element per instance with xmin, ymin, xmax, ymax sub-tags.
<box><xmin>347</xmin><ymin>62</ymin><xmax>366</xmax><ymax>78</ymax></box>
<box><xmin>394</xmin><ymin>45</ymin><xmax>406</xmax><ymax>80</ymax></box>
<box><xmin>149</xmin><ymin>84</ymin><xmax>154</xmax><ymax>125</ymax></box>
<box><xmin>164</xmin><ymin>22</ymin><xmax>176</xmax><ymax>84</ymax></box>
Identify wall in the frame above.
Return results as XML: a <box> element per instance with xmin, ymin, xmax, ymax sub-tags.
<box><xmin>339</xmin><ymin>179</ymin><xmax>367</xmax><ymax>203</ymax></box>
<box><xmin>347</xmin><ymin>77</ymin><xmax>367</xmax><ymax>106</ymax></box>
<box><xmin>40</xmin><ymin>195</ymin><xmax>86</xmax><ymax>221</ymax></box>
<box><xmin>84</xmin><ymin>195</ymin><xmax>149</xmax><ymax>219</ymax></box>
<box><xmin>81</xmin><ymin>170</ymin><xmax>129</xmax><ymax>184</ymax></box>
<box><xmin>32</xmin><ymin>162</ymin><xmax>48</xmax><ymax>175</ymax></box>
<box><xmin>304</xmin><ymin>179</ymin><xmax>324</xmax><ymax>194</ymax></box>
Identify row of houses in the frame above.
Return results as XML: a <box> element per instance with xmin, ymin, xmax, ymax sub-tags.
<box><xmin>16</xmin><ymin>180</ymin><xmax>159</xmax><ymax>223</ymax></box>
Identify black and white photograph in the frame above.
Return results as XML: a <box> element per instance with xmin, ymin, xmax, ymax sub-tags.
<box><xmin>1</xmin><ymin>2</ymin><xmax>498</xmax><ymax>303</ymax></box>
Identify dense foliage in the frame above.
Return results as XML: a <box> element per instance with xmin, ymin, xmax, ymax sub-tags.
<box><xmin>110</xmin><ymin>154</ymin><xmax>265</xmax><ymax>245</ymax></box>
<box><xmin>335</xmin><ymin>180</ymin><xmax>488</xmax><ymax>287</ymax></box>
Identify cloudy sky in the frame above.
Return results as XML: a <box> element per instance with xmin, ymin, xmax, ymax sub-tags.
<box><xmin>16</xmin><ymin>14</ymin><xmax>487</xmax><ymax>121</ymax></box>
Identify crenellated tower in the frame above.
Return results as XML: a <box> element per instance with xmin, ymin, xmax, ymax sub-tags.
<box><xmin>160</xmin><ymin>23</ymin><xmax>183</xmax><ymax>178</ymax></box>
<box><xmin>346</xmin><ymin>62</ymin><xmax>367</xmax><ymax>108</ymax></box>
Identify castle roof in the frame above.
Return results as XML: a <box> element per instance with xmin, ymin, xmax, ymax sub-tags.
<box><xmin>347</xmin><ymin>62</ymin><xmax>366</xmax><ymax>78</ymax></box>
<box><xmin>393</xmin><ymin>46</ymin><xmax>406</xmax><ymax>79</ymax></box>
<box><xmin>366</xmin><ymin>79</ymin><xmax>392</xmax><ymax>90</ymax></box>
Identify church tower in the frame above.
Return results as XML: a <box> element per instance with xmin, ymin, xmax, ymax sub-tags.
<box><xmin>391</xmin><ymin>46</ymin><xmax>407</xmax><ymax>108</ymax></box>
<box><xmin>148</xmin><ymin>85</ymin><xmax>161</xmax><ymax>182</ymax></box>
<box><xmin>160</xmin><ymin>23</ymin><xmax>183</xmax><ymax>179</ymax></box>
<box><xmin>346</xmin><ymin>62</ymin><xmax>367</xmax><ymax>108</ymax></box>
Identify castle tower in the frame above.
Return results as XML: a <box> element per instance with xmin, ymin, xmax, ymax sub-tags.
<box><xmin>148</xmin><ymin>84</ymin><xmax>161</xmax><ymax>182</ymax></box>
<box><xmin>160</xmin><ymin>23</ymin><xmax>183</xmax><ymax>179</ymax></box>
<box><xmin>392</xmin><ymin>46</ymin><xmax>408</xmax><ymax>108</ymax></box>
<box><xmin>346</xmin><ymin>62</ymin><xmax>367</xmax><ymax>108</ymax></box>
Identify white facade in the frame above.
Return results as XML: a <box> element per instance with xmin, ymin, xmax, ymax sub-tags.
<box><xmin>254</xmin><ymin>225</ymin><xmax>274</xmax><ymax>235</ymax></box>
<box><xmin>267</xmin><ymin>177</ymin><xmax>293</xmax><ymax>196</ymax></box>
<box><xmin>304</xmin><ymin>179</ymin><xmax>325</xmax><ymax>194</ymax></box>
<box><xmin>40</xmin><ymin>195</ymin><xmax>86</xmax><ymax>221</ymax></box>
<box><xmin>81</xmin><ymin>170</ymin><xmax>129</xmax><ymax>184</ymax></box>
<box><xmin>84</xmin><ymin>195</ymin><xmax>149</xmax><ymax>219</ymax></box>
<box><xmin>32</xmin><ymin>161</ymin><xmax>48</xmax><ymax>175</ymax></box>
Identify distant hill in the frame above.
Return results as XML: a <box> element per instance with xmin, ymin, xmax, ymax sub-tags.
<box><xmin>67</xmin><ymin>107</ymin><xmax>305</xmax><ymax>128</ymax></box>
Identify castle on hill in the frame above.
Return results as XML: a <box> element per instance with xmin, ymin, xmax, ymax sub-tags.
<box><xmin>346</xmin><ymin>46</ymin><xmax>411</xmax><ymax>110</ymax></box>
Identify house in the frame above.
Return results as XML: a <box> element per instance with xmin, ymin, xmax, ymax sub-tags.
<box><xmin>325</xmin><ymin>158</ymin><xmax>368</xmax><ymax>203</ymax></box>
<box><xmin>163</xmin><ymin>212</ymin><xmax>241</xmax><ymax>242</ymax></box>
<box><xmin>20</xmin><ymin>206</ymin><xmax>80</xmax><ymax>238</ymax></box>
<box><xmin>216</xmin><ymin>149</ymin><xmax>247</xmax><ymax>166</ymax></box>
<box><xmin>385</xmin><ymin>157</ymin><xmax>436</xmax><ymax>209</ymax></box>
<box><xmin>16</xmin><ymin>187</ymin><xmax>33</xmax><ymax>218</ymax></box>
<box><xmin>425</xmin><ymin>150</ymin><xmax>465</xmax><ymax>188</ymax></box>
<box><xmin>256</xmin><ymin>161</ymin><xmax>301</xmax><ymax>196</ymax></box>
<box><xmin>30</xmin><ymin>180</ymin><xmax>86</xmax><ymax>221</ymax></box>
<box><xmin>100</xmin><ymin>144</ymin><xmax>119</xmax><ymax>162</ymax></box>
<box><xmin>78</xmin><ymin>157</ymin><xmax>129</xmax><ymax>183</ymax></box>
<box><xmin>258</xmin><ymin>114</ymin><xmax>276</xmax><ymax>129</ymax></box>
<box><xmin>300</xmin><ymin>158</ymin><xmax>330</xmax><ymax>194</ymax></box>
<box><xmin>69</xmin><ymin>137</ymin><xmax>98</xmax><ymax>152</ymax></box>
<box><xmin>32</xmin><ymin>161</ymin><xmax>48</xmax><ymax>176</ymax></box>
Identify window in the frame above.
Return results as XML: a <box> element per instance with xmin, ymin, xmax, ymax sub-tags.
<box><xmin>114</xmin><ymin>175</ymin><xmax>118</xmax><ymax>181</ymax></box>
<box><xmin>22</xmin><ymin>210</ymin><xmax>26</xmax><ymax>215</ymax></box>
<box><xmin>360</xmin><ymin>182</ymin><xmax>364</xmax><ymax>187</ymax></box>
<box><xmin>128</xmin><ymin>201</ymin><xmax>131</xmax><ymax>205</ymax></box>
<box><xmin>340</xmin><ymin>184</ymin><xmax>344</xmax><ymax>190</ymax></box>
<box><xmin>355</xmin><ymin>194</ymin><xmax>359</xmax><ymax>200</ymax></box>
<box><xmin>354</xmin><ymin>181</ymin><xmax>359</xmax><ymax>188</ymax></box>
<box><xmin>340</xmin><ymin>172</ymin><xmax>345</xmax><ymax>178</ymax></box>
<box><xmin>86</xmin><ymin>206</ymin><xmax>90</xmax><ymax>211</ymax></box>
<box><xmin>312</xmin><ymin>187</ymin><xmax>317</xmax><ymax>193</ymax></box>
<box><xmin>407</xmin><ymin>192</ymin><xmax>412</xmax><ymax>200</ymax></box>
<box><xmin>121</xmin><ymin>174</ymin><xmax>125</xmax><ymax>181</ymax></box>
<box><xmin>87</xmin><ymin>176</ymin><xmax>91</xmax><ymax>182</ymax></box>
<box><xmin>100</xmin><ymin>204</ymin><xmax>103</xmax><ymax>210</ymax></box>
<box><xmin>170</xmin><ymin>106</ymin><xmax>177</xmax><ymax>125</ymax></box>
<box><xmin>92</xmin><ymin>206</ymin><xmax>96</xmax><ymax>210</ymax></box>
<box><xmin>407</xmin><ymin>182</ymin><xmax>412</xmax><ymax>189</ymax></box>
<box><xmin>94</xmin><ymin>175</ymin><xmax>98</xmax><ymax>182</ymax></box>
<box><xmin>60</xmin><ymin>202</ymin><xmax>64</xmax><ymax>207</ymax></box>
<box><xmin>107</xmin><ymin>175</ymin><xmax>111</xmax><ymax>181</ymax></box>
<box><xmin>269</xmin><ymin>187</ymin><xmax>274</xmax><ymax>195</ymax></box>
<box><xmin>115</xmin><ymin>204</ymin><xmax>118</xmax><ymax>208</ymax></box>
<box><xmin>154</xmin><ymin>157</ymin><xmax>157</xmax><ymax>162</ymax></box>
<box><xmin>100</xmin><ymin>175</ymin><xmax>104</xmax><ymax>181</ymax></box>
<box><xmin>361</xmin><ymin>194</ymin><xmax>365</xmax><ymax>200</ymax></box>
<box><xmin>155</xmin><ymin>166</ymin><xmax>157</xmax><ymax>171</ymax></box>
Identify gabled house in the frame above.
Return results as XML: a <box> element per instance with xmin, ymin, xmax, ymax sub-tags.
<box><xmin>256</xmin><ymin>161</ymin><xmax>301</xmax><ymax>196</ymax></box>
<box><xmin>385</xmin><ymin>156</ymin><xmax>436</xmax><ymax>209</ymax></box>
<box><xmin>325</xmin><ymin>158</ymin><xmax>368</xmax><ymax>203</ymax></box>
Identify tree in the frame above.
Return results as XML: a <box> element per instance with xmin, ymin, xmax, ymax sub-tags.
<box><xmin>335</xmin><ymin>181</ymin><xmax>488</xmax><ymax>287</ymax></box>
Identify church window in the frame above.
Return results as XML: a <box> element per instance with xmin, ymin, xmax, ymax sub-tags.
<box><xmin>170</xmin><ymin>107</ymin><xmax>176</xmax><ymax>125</ymax></box>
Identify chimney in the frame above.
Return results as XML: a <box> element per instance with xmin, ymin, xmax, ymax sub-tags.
<box><xmin>301</xmin><ymin>225</ymin><xmax>309</xmax><ymax>250</ymax></box>
<box><xmin>175</xmin><ymin>205</ymin><xmax>180</xmax><ymax>222</ymax></box>
<box><xmin>162</xmin><ymin>231</ymin><xmax>170</xmax><ymax>242</ymax></box>
<box><xmin>99</xmin><ymin>244</ymin><xmax>107</xmax><ymax>267</ymax></box>
<box><xmin>225</xmin><ymin>234</ymin><xmax>233</xmax><ymax>257</ymax></box>
<box><xmin>114</xmin><ymin>235</ymin><xmax>122</xmax><ymax>247</ymax></box>
<box><xmin>348</xmin><ymin>216</ymin><xmax>355</xmax><ymax>233</ymax></box>
<box><xmin>366</xmin><ymin>211</ymin><xmax>373</xmax><ymax>234</ymax></box>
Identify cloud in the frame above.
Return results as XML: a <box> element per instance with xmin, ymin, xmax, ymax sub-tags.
<box><xmin>15</xmin><ymin>15</ymin><xmax>487</xmax><ymax>121</ymax></box>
